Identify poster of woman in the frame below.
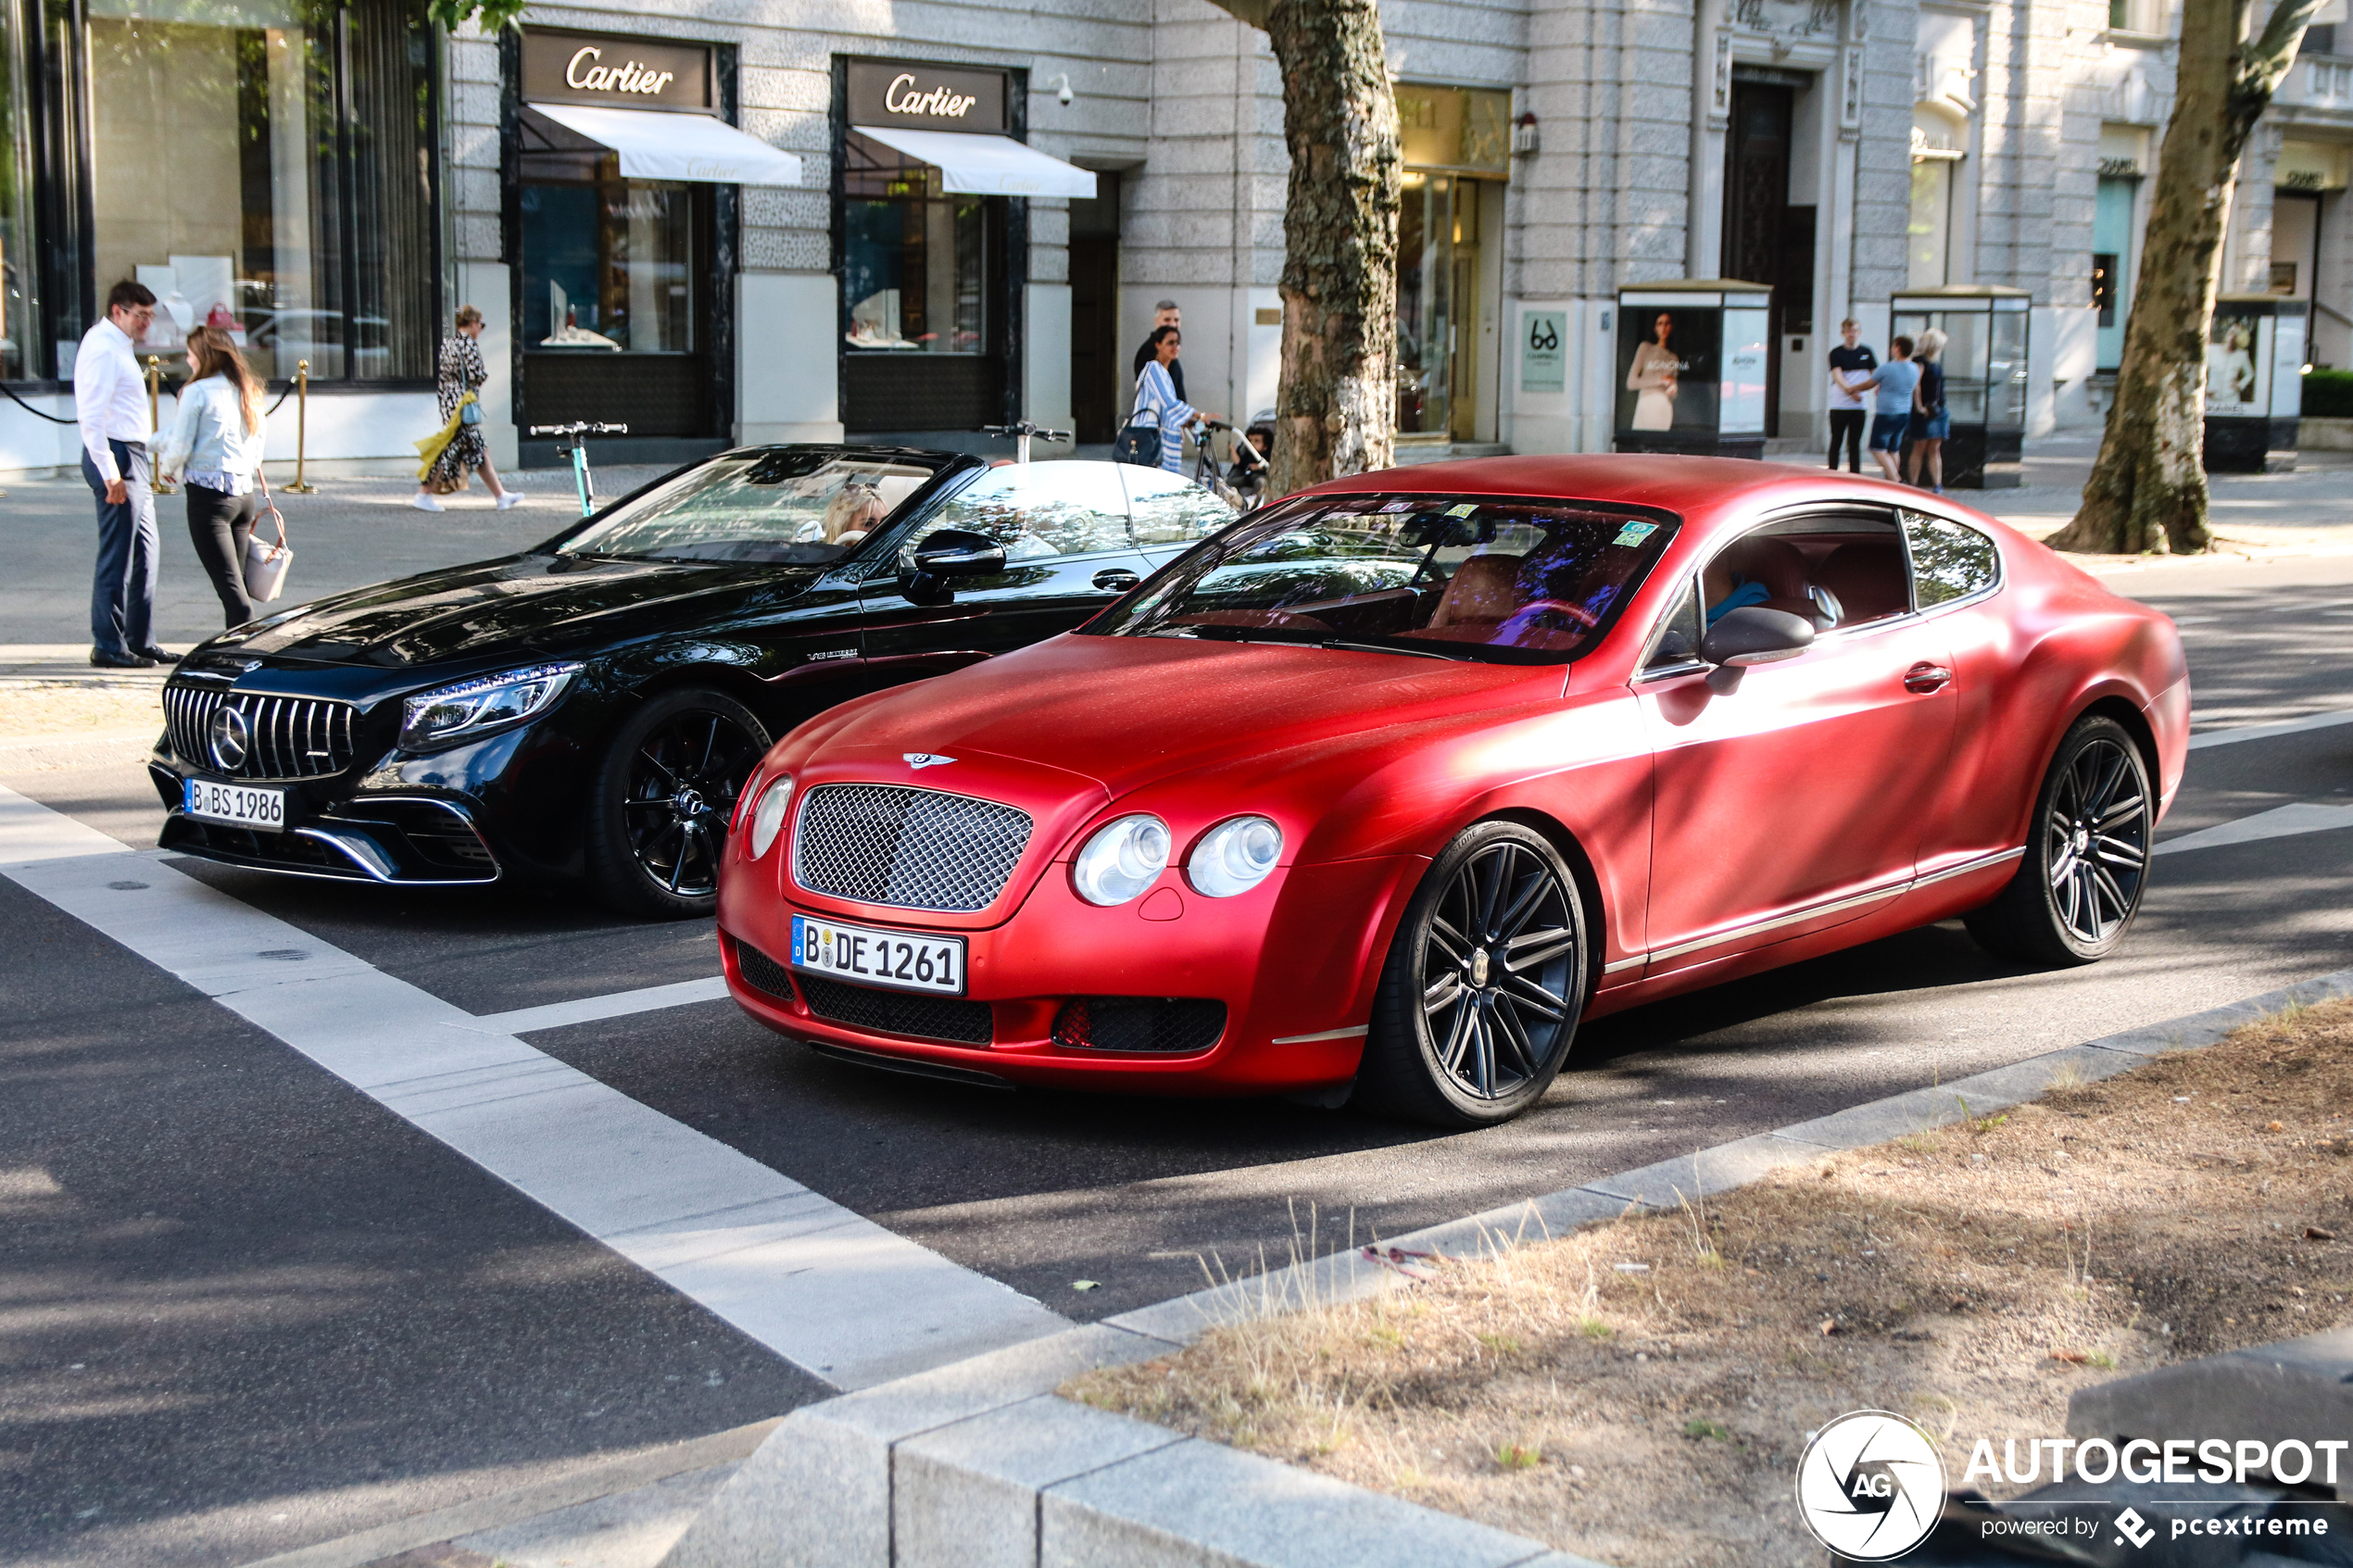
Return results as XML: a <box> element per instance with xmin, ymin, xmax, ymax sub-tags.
<box><xmin>2204</xmin><ymin>307</ymin><xmax>2271</xmax><ymax>418</ymax></box>
<box><xmin>1617</xmin><ymin>307</ymin><xmax>1720</xmax><ymax>433</ymax></box>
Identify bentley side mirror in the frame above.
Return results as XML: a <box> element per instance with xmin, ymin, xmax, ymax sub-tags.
<box><xmin>1699</xmin><ymin>606</ymin><xmax>1814</xmax><ymax>692</ymax></box>
<box><xmin>900</xmin><ymin>528</ymin><xmax>1006</xmax><ymax>606</ymax></box>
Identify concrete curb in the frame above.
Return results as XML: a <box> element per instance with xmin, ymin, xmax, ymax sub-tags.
<box><xmin>654</xmin><ymin>965</ymin><xmax>2353</xmax><ymax>1568</ymax></box>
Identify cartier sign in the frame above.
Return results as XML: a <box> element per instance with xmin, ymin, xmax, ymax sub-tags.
<box><xmin>522</xmin><ymin>30</ymin><xmax>712</xmax><ymax>112</ymax></box>
<box><xmin>846</xmin><ymin>60</ymin><xmax>1009</xmax><ymax>133</ymax></box>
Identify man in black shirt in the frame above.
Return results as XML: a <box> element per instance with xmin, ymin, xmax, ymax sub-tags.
<box><xmin>1825</xmin><ymin>318</ymin><xmax>1877</xmax><ymax>474</ymax></box>
<box><xmin>1131</xmin><ymin>299</ymin><xmax>1185</xmax><ymax>403</ymax></box>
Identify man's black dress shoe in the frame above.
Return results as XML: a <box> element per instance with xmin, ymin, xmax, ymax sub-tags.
<box><xmin>137</xmin><ymin>646</ymin><xmax>182</xmax><ymax>664</ymax></box>
<box><xmin>90</xmin><ymin>648</ymin><xmax>155</xmax><ymax>669</ymax></box>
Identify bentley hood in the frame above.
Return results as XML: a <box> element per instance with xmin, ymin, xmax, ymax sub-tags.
<box><xmin>230</xmin><ymin>554</ymin><xmax>812</xmax><ymax>668</ymax></box>
<box><xmin>801</xmin><ymin>633</ymin><xmax>1563</xmax><ymax>804</ymax></box>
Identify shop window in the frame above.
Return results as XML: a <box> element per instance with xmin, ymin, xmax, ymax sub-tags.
<box><xmin>2094</xmin><ymin>174</ymin><xmax>2137</xmax><ymax>370</ymax></box>
<box><xmin>842</xmin><ymin>132</ymin><xmax>988</xmax><ymax>356</ymax></box>
<box><xmin>2092</xmin><ymin>254</ymin><xmax>2119</xmax><ymax>325</ymax></box>
<box><xmin>518</xmin><ymin>124</ymin><xmax>703</xmax><ymax>354</ymax></box>
<box><xmin>82</xmin><ymin>0</ymin><xmax>436</xmax><ymax>383</ymax></box>
<box><xmin>0</xmin><ymin>0</ymin><xmax>36</xmax><ymax>380</ymax></box>
<box><xmin>1907</xmin><ymin>149</ymin><xmax>1959</xmax><ymax>288</ymax></box>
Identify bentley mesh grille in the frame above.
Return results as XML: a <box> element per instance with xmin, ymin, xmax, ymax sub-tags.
<box><xmin>165</xmin><ymin>684</ymin><xmax>359</xmax><ymax>782</ymax></box>
<box><xmin>791</xmin><ymin>784</ymin><xmax>1033</xmax><ymax>912</ymax></box>
<box><xmin>734</xmin><ymin>939</ymin><xmax>797</xmax><ymax>1001</ymax></box>
<box><xmin>798</xmin><ymin>974</ymin><xmax>994</xmax><ymax>1046</ymax></box>
<box><xmin>1051</xmin><ymin>997</ymin><xmax>1227</xmax><ymax>1054</ymax></box>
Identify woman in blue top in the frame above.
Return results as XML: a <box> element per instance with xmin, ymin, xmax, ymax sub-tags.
<box><xmin>157</xmin><ymin>325</ymin><xmax>270</xmax><ymax>628</ymax></box>
<box><xmin>1132</xmin><ymin>326</ymin><xmax>1220</xmax><ymax>473</ymax></box>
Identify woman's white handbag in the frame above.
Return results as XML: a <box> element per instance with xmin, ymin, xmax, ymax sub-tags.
<box><xmin>243</xmin><ymin>477</ymin><xmax>293</xmax><ymax>603</ymax></box>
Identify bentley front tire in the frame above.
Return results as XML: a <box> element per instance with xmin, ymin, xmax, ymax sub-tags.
<box><xmin>1358</xmin><ymin>822</ymin><xmax>1589</xmax><ymax>1128</ymax></box>
<box><xmin>1963</xmin><ymin>714</ymin><xmax>2153</xmax><ymax>966</ymax></box>
<box><xmin>585</xmin><ymin>685</ymin><xmax>770</xmax><ymax>919</ymax></box>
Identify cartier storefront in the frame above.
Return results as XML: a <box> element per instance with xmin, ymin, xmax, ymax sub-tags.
<box><xmin>509</xmin><ymin>26</ymin><xmax>801</xmax><ymax>463</ymax></box>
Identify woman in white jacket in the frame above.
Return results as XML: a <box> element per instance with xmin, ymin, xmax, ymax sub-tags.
<box><xmin>157</xmin><ymin>326</ymin><xmax>269</xmax><ymax>628</ymax></box>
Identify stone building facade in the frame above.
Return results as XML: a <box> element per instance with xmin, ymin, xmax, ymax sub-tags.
<box><xmin>2</xmin><ymin>0</ymin><xmax>2347</xmax><ymax>475</ymax></box>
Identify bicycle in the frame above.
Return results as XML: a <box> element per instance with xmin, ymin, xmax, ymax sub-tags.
<box><xmin>977</xmin><ymin>420</ymin><xmax>1073</xmax><ymax>467</ymax></box>
<box><xmin>1191</xmin><ymin>419</ymin><xmax>1270</xmax><ymax>510</ymax></box>
<box><xmin>527</xmin><ymin>421</ymin><xmax>630</xmax><ymax>516</ymax></box>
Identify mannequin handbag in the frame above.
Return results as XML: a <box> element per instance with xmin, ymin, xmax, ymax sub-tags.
<box><xmin>243</xmin><ymin>474</ymin><xmax>294</xmax><ymax>603</ymax></box>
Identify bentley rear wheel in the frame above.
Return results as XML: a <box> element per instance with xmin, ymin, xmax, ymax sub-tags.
<box><xmin>1357</xmin><ymin>822</ymin><xmax>1589</xmax><ymax>1128</ymax></box>
<box><xmin>585</xmin><ymin>686</ymin><xmax>770</xmax><ymax>919</ymax></box>
<box><xmin>1964</xmin><ymin>714</ymin><xmax>2153</xmax><ymax>966</ymax></box>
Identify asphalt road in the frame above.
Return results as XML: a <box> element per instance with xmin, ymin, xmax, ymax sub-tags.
<box><xmin>3</xmin><ymin>550</ymin><xmax>2350</xmax><ymax>1566</ymax></box>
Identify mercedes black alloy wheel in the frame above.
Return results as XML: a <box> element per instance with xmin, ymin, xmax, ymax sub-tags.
<box><xmin>587</xmin><ymin>686</ymin><xmax>770</xmax><ymax>918</ymax></box>
<box><xmin>1360</xmin><ymin>821</ymin><xmax>1589</xmax><ymax>1126</ymax></box>
<box><xmin>1965</xmin><ymin>714</ymin><xmax>2153</xmax><ymax>965</ymax></box>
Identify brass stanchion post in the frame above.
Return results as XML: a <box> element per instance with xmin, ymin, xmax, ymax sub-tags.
<box><xmin>283</xmin><ymin>358</ymin><xmax>318</xmax><ymax>493</ymax></box>
<box><xmin>145</xmin><ymin>357</ymin><xmax>175</xmax><ymax>494</ymax></box>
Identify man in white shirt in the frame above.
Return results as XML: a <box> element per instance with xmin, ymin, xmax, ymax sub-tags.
<box><xmin>77</xmin><ymin>279</ymin><xmax>176</xmax><ymax>669</ymax></box>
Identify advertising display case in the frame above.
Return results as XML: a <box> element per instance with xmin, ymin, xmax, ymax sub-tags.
<box><xmin>2202</xmin><ymin>294</ymin><xmax>2307</xmax><ymax>472</ymax></box>
<box><xmin>1890</xmin><ymin>286</ymin><xmax>2031</xmax><ymax>488</ymax></box>
<box><xmin>1612</xmin><ymin>280</ymin><xmax>1772</xmax><ymax>460</ymax></box>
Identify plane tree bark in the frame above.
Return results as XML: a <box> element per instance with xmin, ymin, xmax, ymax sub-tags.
<box><xmin>1201</xmin><ymin>0</ymin><xmax>1401</xmax><ymax>494</ymax></box>
<box><xmin>2048</xmin><ymin>0</ymin><xmax>2324</xmax><ymax>555</ymax></box>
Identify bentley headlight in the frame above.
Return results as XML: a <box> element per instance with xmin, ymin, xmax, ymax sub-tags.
<box><xmin>748</xmin><ymin>773</ymin><xmax>794</xmax><ymax>859</ymax></box>
<box><xmin>399</xmin><ymin>661</ymin><xmax>582</xmax><ymax>750</ymax></box>
<box><xmin>1073</xmin><ymin>814</ymin><xmax>1170</xmax><ymax>906</ymax></box>
<box><xmin>1187</xmin><ymin>816</ymin><xmax>1282</xmax><ymax>897</ymax></box>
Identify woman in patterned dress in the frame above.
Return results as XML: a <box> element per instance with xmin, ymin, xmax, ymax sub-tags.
<box><xmin>413</xmin><ymin>305</ymin><xmax>522</xmax><ymax>512</ymax></box>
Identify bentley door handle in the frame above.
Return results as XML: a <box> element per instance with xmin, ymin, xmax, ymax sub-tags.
<box><xmin>1091</xmin><ymin>569</ymin><xmax>1141</xmax><ymax>593</ymax></box>
<box><xmin>1904</xmin><ymin>662</ymin><xmax>1953</xmax><ymax>694</ymax></box>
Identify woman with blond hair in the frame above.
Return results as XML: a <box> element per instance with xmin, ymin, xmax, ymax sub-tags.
<box><xmin>157</xmin><ymin>324</ymin><xmax>271</xmax><ymax>628</ymax></box>
<box><xmin>1906</xmin><ymin>327</ymin><xmax>1950</xmax><ymax>495</ymax></box>
<box><xmin>414</xmin><ymin>304</ymin><xmax>521</xmax><ymax>511</ymax></box>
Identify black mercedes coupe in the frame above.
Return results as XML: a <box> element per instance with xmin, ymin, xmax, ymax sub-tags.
<box><xmin>150</xmin><ymin>445</ymin><xmax>1239</xmax><ymax>916</ymax></box>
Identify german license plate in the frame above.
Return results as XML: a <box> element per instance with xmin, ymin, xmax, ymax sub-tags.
<box><xmin>183</xmin><ymin>778</ymin><xmax>287</xmax><ymax>829</ymax></box>
<box><xmin>789</xmin><ymin>914</ymin><xmax>965</xmax><ymax>996</ymax></box>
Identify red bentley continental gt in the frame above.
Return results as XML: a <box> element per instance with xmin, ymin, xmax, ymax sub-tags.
<box><xmin>715</xmin><ymin>457</ymin><xmax>2188</xmax><ymax>1126</ymax></box>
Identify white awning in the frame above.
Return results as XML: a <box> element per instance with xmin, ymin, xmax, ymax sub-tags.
<box><xmin>527</xmin><ymin>103</ymin><xmax>804</xmax><ymax>187</ymax></box>
<box><xmin>850</xmin><ymin>125</ymin><xmax>1096</xmax><ymax>198</ymax></box>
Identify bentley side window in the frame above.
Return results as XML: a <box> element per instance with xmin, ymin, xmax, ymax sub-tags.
<box><xmin>1702</xmin><ymin>513</ymin><xmax>1911</xmax><ymax>634</ymax></box>
<box><xmin>1123</xmin><ymin>466</ymin><xmax>1241</xmax><ymax>547</ymax></box>
<box><xmin>1643</xmin><ymin>576</ymin><xmax>1704</xmax><ymax>671</ymax></box>
<box><xmin>1903</xmin><ymin>511</ymin><xmax>2002</xmax><ymax>608</ymax></box>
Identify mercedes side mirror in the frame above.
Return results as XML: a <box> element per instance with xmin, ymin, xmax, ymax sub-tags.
<box><xmin>911</xmin><ymin>530</ymin><xmax>1006</xmax><ymax>578</ymax></box>
<box><xmin>1699</xmin><ymin>606</ymin><xmax>1814</xmax><ymax>692</ymax></box>
<box><xmin>900</xmin><ymin>528</ymin><xmax>1006</xmax><ymax>607</ymax></box>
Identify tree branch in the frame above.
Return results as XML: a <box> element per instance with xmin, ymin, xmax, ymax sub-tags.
<box><xmin>2242</xmin><ymin>0</ymin><xmax>2325</xmax><ymax>91</ymax></box>
<box><xmin>1197</xmin><ymin>0</ymin><xmax>1273</xmax><ymax>27</ymax></box>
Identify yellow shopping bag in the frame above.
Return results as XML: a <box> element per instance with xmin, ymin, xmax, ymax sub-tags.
<box><xmin>414</xmin><ymin>392</ymin><xmax>479</xmax><ymax>480</ymax></box>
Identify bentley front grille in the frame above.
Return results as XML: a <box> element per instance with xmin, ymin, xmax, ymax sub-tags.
<box><xmin>791</xmin><ymin>784</ymin><xmax>1033</xmax><ymax>912</ymax></box>
<box><xmin>165</xmin><ymin>684</ymin><xmax>360</xmax><ymax>782</ymax></box>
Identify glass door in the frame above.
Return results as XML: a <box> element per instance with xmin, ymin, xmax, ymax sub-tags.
<box><xmin>1397</xmin><ymin>173</ymin><xmax>1483</xmax><ymax>438</ymax></box>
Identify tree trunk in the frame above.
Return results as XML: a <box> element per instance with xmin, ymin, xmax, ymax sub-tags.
<box><xmin>2047</xmin><ymin>0</ymin><xmax>2322</xmax><ymax>555</ymax></box>
<box><xmin>1202</xmin><ymin>0</ymin><xmax>1401</xmax><ymax>494</ymax></box>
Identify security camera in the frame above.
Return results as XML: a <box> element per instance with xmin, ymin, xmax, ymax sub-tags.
<box><xmin>1051</xmin><ymin>72</ymin><xmax>1074</xmax><ymax>106</ymax></box>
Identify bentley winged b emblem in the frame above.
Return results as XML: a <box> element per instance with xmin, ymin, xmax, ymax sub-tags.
<box><xmin>903</xmin><ymin>753</ymin><xmax>956</xmax><ymax>770</ymax></box>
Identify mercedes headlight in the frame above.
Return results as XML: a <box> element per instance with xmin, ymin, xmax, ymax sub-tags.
<box><xmin>1073</xmin><ymin>814</ymin><xmax>1170</xmax><ymax>906</ymax></box>
<box><xmin>1187</xmin><ymin>816</ymin><xmax>1282</xmax><ymax>897</ymax></box>
<box><xmin>399</xmin><ymin>662</ymin><xmax>582</xmax><ymax>750</ymax></box>
<box><xmin>747</xmin><ymin>773</ymin><xmax>794</xmax><ymax>859</ymax></box>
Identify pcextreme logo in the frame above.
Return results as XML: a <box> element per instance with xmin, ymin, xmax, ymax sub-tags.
<box><xmin>1794</xmin><ymin>1410</ymin><xmax>1947</xmax><ymax>1561</ymax></box>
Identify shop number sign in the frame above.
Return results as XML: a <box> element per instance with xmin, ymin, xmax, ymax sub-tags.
<box><xmin>1520</xmin><ymin>310</ymin><xmax>1567</xmax><ymax>394</ymax></box>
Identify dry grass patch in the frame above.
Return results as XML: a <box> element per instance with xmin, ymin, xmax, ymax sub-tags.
<box><xmin>1069</xmin><ymin>1002</ymin><xmax>2353</xmax><ymax>1568</ymax></box>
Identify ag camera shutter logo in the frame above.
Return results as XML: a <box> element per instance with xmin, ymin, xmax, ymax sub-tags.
<box><xmin>1795</xmin><ymin>1410</ymin><xmax>1947</xmax><ymax>1561</ymax></box>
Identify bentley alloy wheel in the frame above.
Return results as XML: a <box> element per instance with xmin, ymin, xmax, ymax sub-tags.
<box><xmin>1965</xmin><ymin>714</ymin><xmax>2153</xmax><ymax>965</ymax></box>
<box><xmin>588</xmin><ymin>686</ymin><xmax>771</xmax><ymax>918</ymax></box>
<box><xmin>1361</xmin><ymin>822</ymin><xmax>1588</xmax><ymax>1127</ymax></box>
